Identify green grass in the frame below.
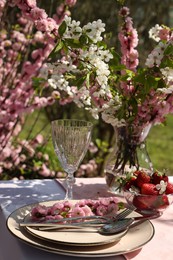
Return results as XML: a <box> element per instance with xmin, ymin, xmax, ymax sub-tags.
<box><xmin>19</xmin><ymin>110</ymin><xmax>60</xmax><ymax>170</ymax></box>
<box><xmin>147</xmin><ymin>115</ymin><xmax>173</xmax><ymax>175</ymax></box>
<box><xmin>19</xmin><ymin>110</ymin><xmax>173</xmax><ymax>176</ymax></box>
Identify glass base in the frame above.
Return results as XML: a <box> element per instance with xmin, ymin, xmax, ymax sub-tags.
<box><xmin>105</xmin><ymin>170</ymin><xmax>124</xmax><ymax>196</ymax></box>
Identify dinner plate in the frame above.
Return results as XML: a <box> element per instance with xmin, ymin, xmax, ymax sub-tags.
<box><xmin>22</xmin><ymin>200</ymin><xmax>128</xmax><ymax>246</ymax></box>
<box><xmin>6</xmin><ymin>200</ymin><xmax>155</xmax><ymax>257</ymax></box>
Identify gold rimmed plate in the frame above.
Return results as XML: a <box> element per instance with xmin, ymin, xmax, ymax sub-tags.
<box><xmin>6</xmin><ymin>200</ymin><xmax>155</xmax><ymax>257</ymax></box>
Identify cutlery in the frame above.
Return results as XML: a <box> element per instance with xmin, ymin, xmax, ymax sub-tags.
<box><xmin>20</xmin><ymin>212</ymin><xmax>159</xmax><ymax>234</ymax></box>
<box><xmin>99</xmin><ymin>211</ymin><xmax>161</xmax><ymax>235</ymax></box>
<box><xmin>20</xmin><ymin>215</ymin><xmax>147</xmax><ymax>228</ymax></box>
<box><xmin>20</xmin><ymin>207</ymin><xmax>135</xmax><ymax>229</ymax></box>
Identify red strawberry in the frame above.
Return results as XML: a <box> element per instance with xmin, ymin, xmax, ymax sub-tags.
<box><xmin>152</xmin><ymin>171</ymin><xmax>168</xmax><ymax>185</ymax></box>
<box><xmin>133</xmin><ymin>170</ymin><xmax>142</xmax><ymax>176</ymax></box>
<box><xmin>132</xmin><ymin>193</ymin><xmax>169</xmax><ymax>212</ymax></box>
<box><xmin>132</xmin><ymin>194</ymin><xmax>157</xmax><ymax>211</ymax></box>
<box><xmin>141</xmin><ymin>183</ymin><xmax>159</xmax><ymax>195</ymax></box>
<box><xmin>132</xmin><ymin>195</ymin><xmax>147</xmax><ymax>210</ymax></box>
<box><xmin>124</xmin><ymin>176</ymin><xmax>136</xmax><ymax>191</ymax></box>
<box><xmin>136</xmin><ymin>171</ymin><xmax>151</xmax><ymax>188</ymax></box>
<box><xmin>165</xmin><ymin>182</ymin><xmax>173</xmax><ymax>194</ymax></box>
<box><xmin>158</xmin><ymin>194</ymin><xmax>169</xmax><ymax>209</ymax></box>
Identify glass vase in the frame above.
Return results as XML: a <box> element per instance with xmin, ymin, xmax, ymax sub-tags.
<box><xmin>105</xmin><ymin>123</ymin><xmax>153</xmax><ymax>194</ymax></box>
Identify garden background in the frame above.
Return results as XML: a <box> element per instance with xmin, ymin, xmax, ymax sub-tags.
<box><xmin>1</xmin><ymin>0</ymin><xmax>173</xmax><ymax>180</ymax></box>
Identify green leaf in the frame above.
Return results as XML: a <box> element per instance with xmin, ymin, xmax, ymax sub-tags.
<box><xmin>95</xmin><ymin>139</ymin><xmax>109</xmax><ymax>151</ymax></box>
<box><xmin>164</xmin><ymin>44</ymin><xmax>173</xmax><ymax>55</ymax></box>
<box><xmin>32</xmin><ymin>77</ymin><xmax>45</xmax><ymax>91</ymax></box>
<box><xmin>79</xmin><ymin>34</ymin><xmax>89</xmax><ymax>45</ymax></box>
<box><xmin>86</xmin><ymin>73</ymin><xmax>90</xmax><ymax>88</ymax></box>
<box><xmin>109</xmin><ymin>74</ymin><xmax>118</xmax><ymax>82</ymax></box>
<box><xmin>118</xmin><ymin>202</ymin><xmax>125</xmax><ymax>210</ymax></box>
<box><xmin>54</xmin><ymin>40</ymin><xmax>64</xmax><ymax>52</ymax></box>
<box><xmin>140</xmin><ymin>75</ymin><xmax>159</xmax><ymax>96</ymax></box>
<box><xmin>161</xmin><ymin>58</ymin><xmax>173</xmax><ymax>68</ymax></box>
<box><xmin>58</xmin><ymin>21</ymin><xmax>67</xmax><ymax>37</ymax></box>
<box><xmin>114</xmin><ymin>64</ymin><xmax>126</xmax><ymax>71</ymax></box>
<box><xmin>117</xmin><ymin>0</ymin><xmax>126</xmax><ymax>5</ymax></box>
<box><xmin>95</xmin><ymin>139</ymin><xmax>102</xmax><ymax>148</ymax></box>
<box><xmin>48</xmin><ymin>40</ymin><xmax>64</xmax><ymax>59</ymax></box>
<box><xmin>64</xmin><ymin>38</ymin><xmax>83</xmax><ymax>48</ymax></box>
<box><xmin>97</xmin><ymin>41</ymin><xmax>108</xmax><ymax>49</ymax></box>
<box><xmin>128</xmin><ymin>97</ymin><xmax>138</xmax><ymax>115</ymax></box>
<box><xmin>74</xmin><ymin>75</ymin><xmax>87</xmax><ymax>87</ymax></box>
<box><xmin>124</xmin><ymin>69</ymin><xmax>135</xmax><ymax>78</ymax></box>
<box><xmin>62</xmin><ymin>41</ymin><xmax>69</xmax><ymax>54</ymax></box>
<box><xmin>155</xmin><ymin>77</ymin><xmax>161</xmax><ymax>81</ymax></box>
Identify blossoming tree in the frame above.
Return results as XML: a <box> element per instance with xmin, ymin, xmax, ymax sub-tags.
<box><xmin>0</xmin><ymin>0</ymin><xmax>78</xmax><ymax>179</ymax></box>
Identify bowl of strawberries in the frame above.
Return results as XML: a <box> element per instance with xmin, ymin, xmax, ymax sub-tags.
<box><xmin>123</xmin><ymin>170</ymin><xmax>173</xmax><ymax>215</ymax></box>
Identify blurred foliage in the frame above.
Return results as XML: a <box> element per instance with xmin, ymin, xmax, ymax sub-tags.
<box><xmin>147</xmin><ymin>115</ymin><xmax>173</xmax><ymax>176</ymax></box>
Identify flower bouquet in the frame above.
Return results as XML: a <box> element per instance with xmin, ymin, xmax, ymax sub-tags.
<box><xmin>42</xmin><ymin>2</ymin><xmax>173</xmax><ymax>180</ymax></box>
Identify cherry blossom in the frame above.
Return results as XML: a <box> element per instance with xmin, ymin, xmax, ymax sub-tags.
<box><xmin>30</xmin><ymin>198</ymin><xmax>123</xmax><ymax>221</ymax></box>
<box><xmin>0</xmin><ymin>0</ymin><xmax>77</xmax><ymax>180</ymax></box>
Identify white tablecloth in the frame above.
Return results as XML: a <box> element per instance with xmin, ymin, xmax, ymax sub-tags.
<box><xmin>0</xmin><ymin>179</ymin><xmax>125</xmax><ymax>260</ymax></box>
<box><xmin>1</xmin><ymin>177</ymin><xmax>173</xmax><ymax>260</ymax></box>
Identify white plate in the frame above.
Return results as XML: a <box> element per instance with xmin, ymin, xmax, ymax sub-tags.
<box><xmin>22</xmin><ymin>200</ymin><xmax>128</xmax><ymax>246</ymax></box>
<box><xmin>6</xmin><ymin>200</ymin><xmax>155</xmax><ymax>257</ymax></box>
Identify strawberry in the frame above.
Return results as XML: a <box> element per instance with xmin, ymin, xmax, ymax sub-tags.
<box><xmin>158</xmin><ymin>194</ymin><xmax>169</xmax><ymax>209</ymax></box>
<box><xmin>165</xmin><ymin>182</ymin><xmax>173</xmax><ymax>194</ymax></box>
<box><xmin>132</xmin><ymin>195</ymin><xmax>147</xmax><ymax>210</ymax></box>
<box><xmin>124</xmin><ymin>176</ymin><xmax>136</xmax><ymax>191</ymax></box>
<box><xmin>133</xmin><ymin>193</ymin><xmax>169</xmax><ymax>211</ymax></box>
<box><xmin>141</xmin><ymin>183</ymin><xmax>159</xmax><ymax>195</ymax></box>
<box><xmin>136</xmin><ymin>171</ymin><xmax>151</xmax><ymax>188</ymax></box>
<box><xmin>132</xmin><ymin>194</ymin><xmax>157</xmax><ymax>211</ymax></box>
<box><xmin>133</xmin><ymin>170</ymin><xmax>142</xmax><ymax>177</ymax></box>
<box><xmin>152</xmin><ymin>171</ymin><xmax>169</xmax><ymax>185</ymax></box>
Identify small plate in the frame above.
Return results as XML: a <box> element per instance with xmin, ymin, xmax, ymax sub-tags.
<box><xmin>6</xmin><ymin>200</ymin><xmax>155</xmax><ymax>257</ymax></box>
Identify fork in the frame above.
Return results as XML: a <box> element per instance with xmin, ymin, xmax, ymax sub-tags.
<box><xmin>115</xmin><ymin>206</ymin><xmax>136</xmax><ymax>220</ymax></box>
<box><xmin>25</xmin><ymin>212</ymin><xmax>158</xmax><ymax>233</ymax></box>
<box><xmin>20</xmin><ymin>206</ymin><xmax>135</xmax><ymax>230</ymax></box>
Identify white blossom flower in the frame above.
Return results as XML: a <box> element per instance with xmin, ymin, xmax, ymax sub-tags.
<box><xmin>161</xmin><ymin>67</ymin><xmax>173</xmax><ymax>82</ymax></box>
<box><xmin>149</xmin><ymin>24</ymin><xmax>162</xmax><ymax>42</ymax></box>
<box><xmin>90</xmin><ymin>108</ymin><xmax>99</xmax><ymax>119</ymax></box>
<box><xmin>97</xmin><ymin>48</ymin><xmax>113</xmax><ymax>62</ymax></box>
<box><xmin>156</xmin><ymin>180</ymin><xmax>167</xmax><ymax>194</ymax></box>
<box><xmin>48</xmin><ymin>78</ymin><xmax>57</xmax><ymax>89</ymax></box>
<box><xmin>145</xmin><ymin>42</ymin><xmax>167</xmax><ymax>67</ymax></box>
<box><xmin>83</xmin><ymin>19</ymin><xmax>105</xmax><ymax>43</ymax></box>
<box><xmin>157</xmin><ymin>86</ymin><xmax>173</xmax><ymax>94</ymax></box>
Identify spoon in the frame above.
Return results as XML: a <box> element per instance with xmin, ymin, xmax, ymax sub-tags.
<box><xmin>99</xmin><ymin>211</ymin><xmax>161</xmax><ymax>235</ymax></box>
<box><xmin>99</xmin><ymin>218</ymin><xmax>135</xmax><ymax>235</ymax></box>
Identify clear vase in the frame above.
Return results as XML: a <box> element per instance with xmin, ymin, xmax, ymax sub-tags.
<box><xmin>105</xmin><ymin>123</ymin><xmax>153</xmax><ymax>194</ymax></box>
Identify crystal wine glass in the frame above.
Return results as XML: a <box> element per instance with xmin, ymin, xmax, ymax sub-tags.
<box><xmin>51</xmin><ymin>119</ymin><xmax>93</xmax><ymax>200</ymax></box>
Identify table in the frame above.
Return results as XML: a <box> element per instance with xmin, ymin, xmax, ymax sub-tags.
<box><xmin>0</xmin><ymin>177</ymin><xmax>173</xmax><ymax>260</ymax></box>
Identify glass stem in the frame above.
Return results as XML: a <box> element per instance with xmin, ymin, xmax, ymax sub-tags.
<box><xmin>65</xmin><ymin>172</ymin><xmax>76</xmax><ymax>200</ymax></box>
